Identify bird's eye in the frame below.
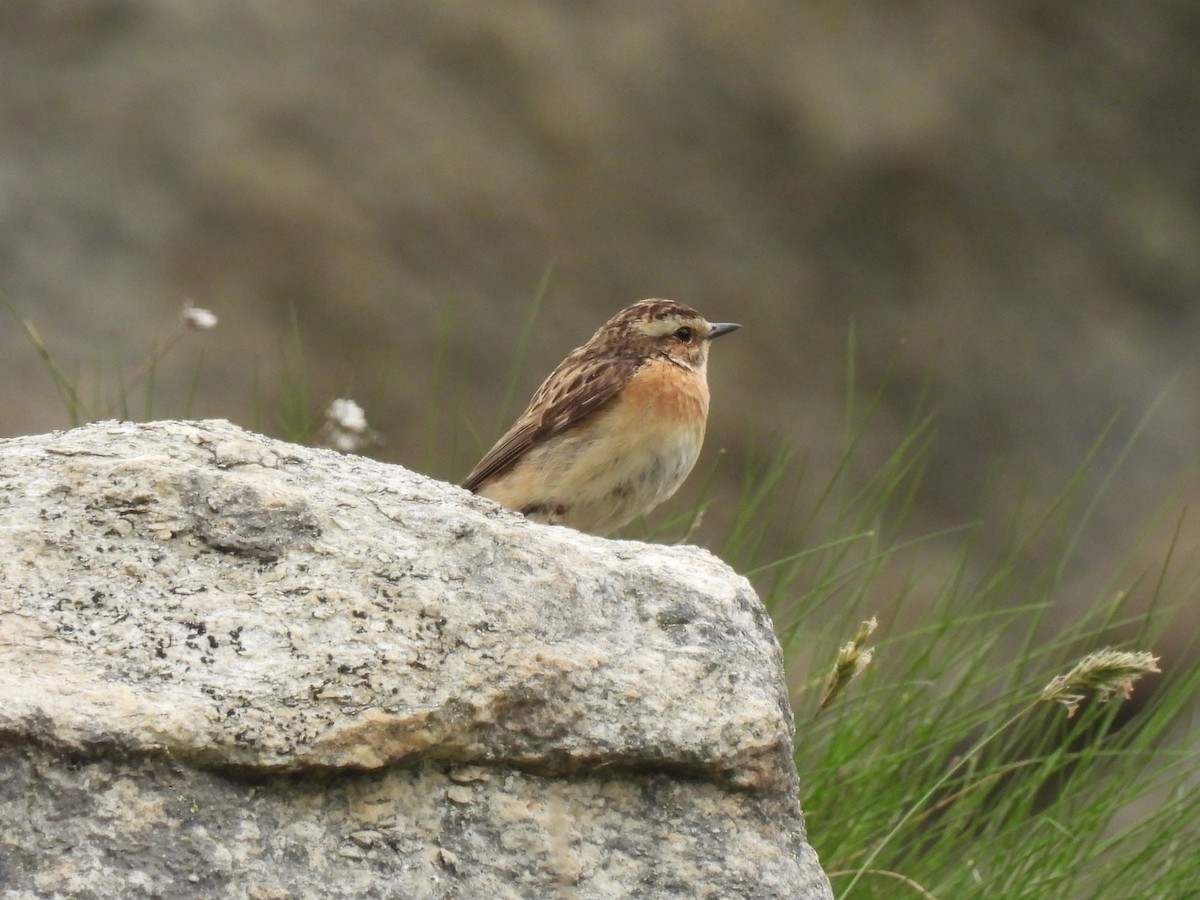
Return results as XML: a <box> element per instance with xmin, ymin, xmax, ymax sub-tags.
<box><xmin>673</xmin><ymin>327</ymin><xmax>693</xmax><ymax>343</ymax></box>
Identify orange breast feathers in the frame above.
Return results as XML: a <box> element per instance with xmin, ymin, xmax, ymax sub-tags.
<box><xmin>614</xmin><ymin>358</ymin><xmax>711</xmax><ymax>428</ymax></box>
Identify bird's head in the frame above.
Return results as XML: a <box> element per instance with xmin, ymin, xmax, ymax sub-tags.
<box><xmin>594</xmin><ymin>298</ymin><xmax>740</xmax><ymax>371</ymax></box>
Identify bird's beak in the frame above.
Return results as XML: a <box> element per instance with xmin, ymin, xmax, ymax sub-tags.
<box><xmin>707</xmin><ymin>322</ymin><xmax>741</xmax><ymax>340</ymax></box>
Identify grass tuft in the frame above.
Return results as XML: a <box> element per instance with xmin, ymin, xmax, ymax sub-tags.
<box><xmin>703</xmin><ymin>386</ymin><xmax>1199</xmax><ymax>899</ymax></box>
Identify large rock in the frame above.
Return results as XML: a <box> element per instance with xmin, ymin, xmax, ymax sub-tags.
<box><xmin>0</xmin><ymin>420</ymin><xmax>830</xmax><ymax>898</ymax></box>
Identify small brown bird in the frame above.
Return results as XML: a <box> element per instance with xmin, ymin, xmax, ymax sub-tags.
<box><xmin>463</xmin><ymin>298</ymin><xmax>739</xmax><ymax>534</ymax></box>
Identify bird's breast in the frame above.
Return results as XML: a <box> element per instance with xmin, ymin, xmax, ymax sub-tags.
<box><xmin>617</xmin><ymin>358</ymin><xmax>711</xmax><ymax>426</ymax></box>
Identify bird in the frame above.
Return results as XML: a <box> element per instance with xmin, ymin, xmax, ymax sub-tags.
<box><xmin>463</xmin><ymin>298</ymin><xmax>740</xmax><ymax>535</ymax></box>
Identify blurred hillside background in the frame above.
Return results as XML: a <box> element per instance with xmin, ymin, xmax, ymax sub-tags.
<box><xmin>3</xmin><ymin>2</ymin><xmax>1199</xmax><ymax>658</ymax></box>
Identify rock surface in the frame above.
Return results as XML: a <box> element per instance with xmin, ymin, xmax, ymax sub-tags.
<box><xmin>0</xmin><ymin>420</ymin><xmax>830</xmax><ymax>898</ymax></box>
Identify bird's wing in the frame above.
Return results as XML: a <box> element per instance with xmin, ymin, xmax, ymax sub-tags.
<box><xmin>463</xmin><ymin>351</ymin><xmax>641</xmax><ymax>492</ymax></box>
